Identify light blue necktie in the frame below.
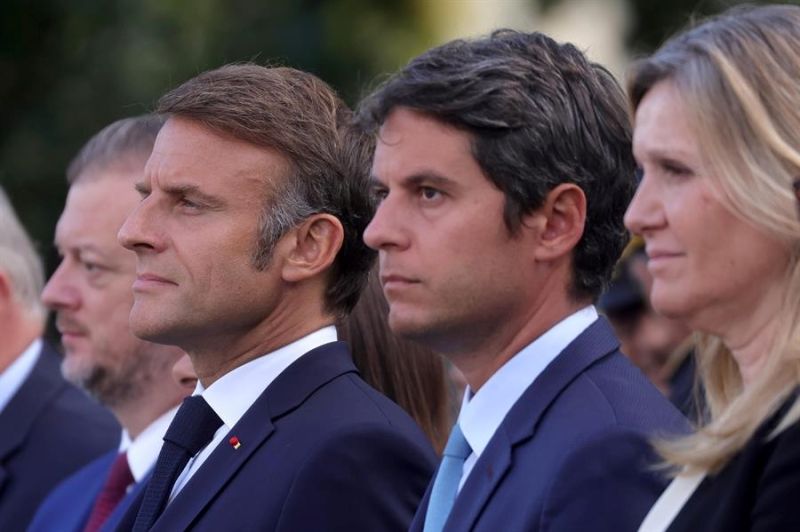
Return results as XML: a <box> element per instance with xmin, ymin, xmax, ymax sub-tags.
<box><xmin>424</xmin><ymin>423</ymin><xmax>472</xmax><ymax>532</ymax></box>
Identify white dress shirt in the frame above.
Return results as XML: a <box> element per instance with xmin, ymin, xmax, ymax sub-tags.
<box><xmin>0</xmin><ymin>338</ymin><xmax>41</xmax><ymax>413</ymax></box>
<box><xmin>456</xmin><ymin>306</ymin><xmax>598</xmax><ymax>490</ymax></box>
<box><xmin>117</xmin><ymin>406</ymin><xmax>179</xmax><ymax>484</ymax></box>
<box><xmin>169</xmin><ymin>326</ymin><xmax>338</xmax><ymax>500</ymax></box>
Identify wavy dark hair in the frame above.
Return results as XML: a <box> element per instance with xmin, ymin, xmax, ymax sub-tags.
<box><xmin>358</xmin><ymin>30</ymin><xmax>636</xmax><ymax>300</ymax></box>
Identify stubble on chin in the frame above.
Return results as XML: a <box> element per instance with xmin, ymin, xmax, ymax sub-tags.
<box><xmin>61</xmin><ymin>349</ymin><xmax>155</xmax><ymax>408</ymax></box>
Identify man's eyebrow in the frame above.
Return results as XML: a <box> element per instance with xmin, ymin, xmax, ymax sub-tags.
<box><xmin>405</xmin><ymin>172</ymin><xmax>455</xmax><ymax>188</ymax></box>
<box><xmin>162</xmin><ymin>183</ymin><xmax>225</xmax><ymax>207</ymax></box>
<box><xmin>135</xmin><ymin>181</ymin><xmax>224</xmax><ymax>207</ymax></box>
<box><xmin>370</xmin><ymin>171</ymin><xmax>456</xmax><ymax>188</ymax></box>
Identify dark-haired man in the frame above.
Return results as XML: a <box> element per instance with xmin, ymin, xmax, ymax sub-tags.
<box><xmin>359</xmin><ymin>30</ymin><xmax>687</xmax><ymax>531</ymax></box>
<box><xmin>115</xmin><ymin>64</ymin><xmax>435</xmax><ymax>531</ymax></box>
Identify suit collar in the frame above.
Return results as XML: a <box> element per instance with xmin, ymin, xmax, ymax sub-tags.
<box><xmin>0</xmin><ymin>343</ymin><xmax>66</xmax><ymax>486</ymax></box>
<box><xmin>147</xmin><ymin>342</ymin><xmax>358</xmax><ymax>531</ymax></box>
<box><xmin>199</xmin><ymin>327</ymin><xmax>338</xmax><ymax>430</ymax></box>
<box><xmin>444</xmin><ymin>318</ymin><xmax>620</xmax><ymax>531</ymax></box>
<box><xmin>458</xmin><ymin>306</ymin><xmax>598</xmax><ymax>459</ymax></box>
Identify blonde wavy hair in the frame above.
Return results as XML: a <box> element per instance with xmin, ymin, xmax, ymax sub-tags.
<box><xmin>628</xmin><ymin>4</ymin><xmax>800</xmax><ymax>473</ymax></box>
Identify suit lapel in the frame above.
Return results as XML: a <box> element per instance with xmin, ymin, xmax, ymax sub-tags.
<box><xmin>151</xmin><ymin>342</ymin><xmax>359</xmax><ymax>531</ymax></box>
<box><xmin>445</xmin><ymin>429</ymin><xmax>513</xmax><ymax>531</ymax></box>
<box><xmin>0</xmin><ymin>344</ymin><xmax>64</xmax><ymax>493</ymax></box>
<box><xmin>445</xmin><ymin>318</ymin><xmax>620</xmax><ymax>531</ymax></box>
<box><xmin>409</xmin><ymin>479</ymin><xmax>433</xmax><ymax>532</ymax></box>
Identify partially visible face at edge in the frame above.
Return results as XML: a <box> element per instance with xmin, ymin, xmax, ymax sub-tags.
<box><xmin>42</xmin><ymin>173</ymin><xmax>183</xmax><ymax>406</ymax></box>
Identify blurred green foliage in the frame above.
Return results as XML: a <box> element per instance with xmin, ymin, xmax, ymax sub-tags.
<box><xmin>0</xmin><ymin>0</ymin><xmax>432</xmax><ymax>270</ymax></box>
<box><xmin>3</xmin><ymin>0</ymin><xmax>798</xmax><ymax>275</ymax></box>
<box><xmin>624</xmin><ymin>0</ymin><xmax>800</xmax><ymax>54</ymax></box>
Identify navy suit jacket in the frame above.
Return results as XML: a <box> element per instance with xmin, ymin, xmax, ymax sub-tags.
<box><xmin>116</xmin><ymin>341</ymin><xmax>436</xmax><ymax>531</ymax></box>
<box><xmin>0</xmin><ymin>342</ymin><xmax>119</xmax><ymax>531</ymax></box>
<box><xmin>27</xmin><ymin>450</ymin><xmax>147</xmax><ymax>532</ymax></box>
<box><xmin>411</xmin><ymin>318</ymin><xmax>688</xmax><ymax>532</ymax></box>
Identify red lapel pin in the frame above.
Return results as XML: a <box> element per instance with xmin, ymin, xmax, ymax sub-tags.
<box><xmin>229</xmin><ymin>436</ymin><xmax>242</xmax><ymax>450</ymax></box>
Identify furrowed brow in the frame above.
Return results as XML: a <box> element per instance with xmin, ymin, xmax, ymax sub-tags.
<box><xmin>162</xmin><ymin>183</ymin><xmax>224</xmax><ymax>208</ymax></box>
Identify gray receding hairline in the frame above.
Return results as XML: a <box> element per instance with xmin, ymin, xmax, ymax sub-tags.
<box><xmin>0</xmin><ymin>186</ymin><xmax>45</xmax><ymax>321</ymax></box>
<box><xmin>67</xmin><ymin>114</ymin><xmax>166</xmax><ymax>184</ymax></box>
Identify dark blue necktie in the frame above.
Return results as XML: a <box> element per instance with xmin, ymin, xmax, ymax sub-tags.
<box><xmin>132</xmin><ymin>395</ymin><xmax>223</xmax><ymax>532</ymax></box>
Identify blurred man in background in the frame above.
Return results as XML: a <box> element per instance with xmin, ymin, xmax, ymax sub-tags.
<box><xmin>0</xmin><ymin>187</ymin><xmax>118</xmax><ymax>531</ymax></box>
<box><xmin>29</xmin><ymin>116</ymin><xmax>188</xmax><ymax>532</ymax></box>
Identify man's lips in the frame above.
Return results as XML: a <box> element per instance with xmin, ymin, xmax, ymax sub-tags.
<box><xmin>55</xmin><ymin>317</ymin><xmax>88</xmax><ymax>341</ymax></box>
<box><xmin>380</xmin><ymin>274</ymin><xmax>419</xmax><ymax>286</ymax></box>
<box><xmin>133</xmin><ymin>273</ymin><xmax>177</xmax><ymax>291</ymax></box>
<box><xmin>380</xmin><ymin>274</ymin><xmax>421</xmax><ymax>296</ymax></box>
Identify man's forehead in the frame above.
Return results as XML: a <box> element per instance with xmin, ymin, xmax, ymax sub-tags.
<box><xmin>57</xmin><ymin>180</ymin><xmax>138</xmax><ymax>245</ymax></box>
<box><xmin>144</xmin><ymin>117</ymin><xmax>289</xmax><ymax>191</ymax></box>
<box><xmin>372</xmin><ymin>118</ymin><xmax>485</xmax><ymax>190</ymax></box>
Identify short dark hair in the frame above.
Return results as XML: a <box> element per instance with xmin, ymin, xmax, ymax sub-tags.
<box><xmin>357</xmin><ymin>30</ymin><xmax>636</xmax><ymax>300</ymax></box>
<box><xmin>68</xmin><ymin>114</ymin><xmax>166</xmax><ymax>183</ymax></box>
<box><xmin>157</xmin><ymin>64</ymin><xmax>375</xmax><ymax>315</ymax></box>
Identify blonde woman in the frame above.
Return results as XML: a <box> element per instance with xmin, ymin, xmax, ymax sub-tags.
<box><xmin>624</xmin><ymin>5</ymin><xmax>800</xmax><ymax>531</ymax></box>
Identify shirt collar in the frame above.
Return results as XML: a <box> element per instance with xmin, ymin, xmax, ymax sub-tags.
<box><xmin>123</xmin><ymin>406</ymin><xmax>180</xmax><ymax>482</ymax></box>
<box><xmin>197</xmin><ymin>326</ymin><xmax>338</xmax><ymax>429</ymax></box>
<box><xmin>458</xmin><ymin>306</ymin><xmax>597</xmax><ymax>458</ymax></box>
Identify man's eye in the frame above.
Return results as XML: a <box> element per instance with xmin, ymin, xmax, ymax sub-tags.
<box><xmin>179</xmin><ymin>198</ymin><xmax>200</xmax><ymax>209</ymax></box>
<box><xmin>420</xmin><ymin>187</ymin><xmax>441</xmax><ymax>200</ymax></box>
<box><xmin>371</xmin><ymin>188</ymin><xmax>389</xmax><ymax>202</ymax></box>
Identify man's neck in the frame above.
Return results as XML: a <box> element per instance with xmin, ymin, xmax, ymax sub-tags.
<box><xmin>452</xmin><ymin>297</ymin><xmax>589</xmax><ymax>392</ymax></box>
<box><xmin>189</xmin><ymin>310</ymin><xmax>335</xmax><ymax>388</ymax></box>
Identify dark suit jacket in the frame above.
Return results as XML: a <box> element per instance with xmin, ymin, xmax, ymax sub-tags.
<box><xmin>27</xmin><ymin>450</ymin><xmax>146</xmax><ymax>532</ymax></box>
<box><xmin>667</xmin><ymin>391</ymin><xmax>800</xmax><ymax>532</ymax></box>
<box><xmin>116</xmin><ymin>341</ymin><xmax>436</xmax><ymax>531</ymax></box>
<box><xmin>0</xmin><ymin>341</ymin><xmax>119</xmax><ymax>531</ymax></box>
<box><xmin>411</xmin><ymin>318</ymin><xmax>688</xmax><ymax>532</ymax></box>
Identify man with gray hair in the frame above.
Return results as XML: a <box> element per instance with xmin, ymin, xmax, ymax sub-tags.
<box><xmin>29</xmin><ymin>115</ymin><xmax>189</xmax><ymax>532</ymax></box>
<box><xmin>0</xmin><ymin>188</ymin><xmax>118</xmax><ymax>531</ymax></box>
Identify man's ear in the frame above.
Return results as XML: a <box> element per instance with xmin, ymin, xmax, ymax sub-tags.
<box><xmin>526</xmin><ymin>183</ymin><xmax>586</xmax><ymax>261</ymax></box>
<box><xmin>281</xmin><ymin>214</ymin><xmax>345</xmax><ymax>283</ymax></box>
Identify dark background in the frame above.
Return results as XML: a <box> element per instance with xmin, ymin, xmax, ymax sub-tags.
<box><xmin>1</xmin><ymin>0</ymin><xmax>792</xmax><ymax>276</ymax></box>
